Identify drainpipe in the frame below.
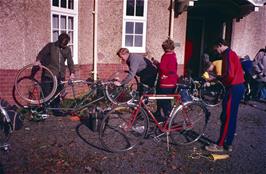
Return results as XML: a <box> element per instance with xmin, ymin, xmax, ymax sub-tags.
<box><xmin>93</xmin><ymin>0</ymin><xmax>98</xmax><ymax>81</ymax></box>
<box><xmin>169</xmin><ymin>0</ymin><xmax>175</xmax><ymax>39</ymax></box>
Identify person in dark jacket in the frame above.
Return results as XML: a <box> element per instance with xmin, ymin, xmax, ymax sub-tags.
<box><xmin>115</xmin><ymin>48</ymin><xmax>157</xmax><ymax>94</ymax></box>
<box><xmin>35</xmin><ymin>33</ymin><xmax>75</xmax><ymax>116</ymax></box>
<box><xmin>206</xmin><ymin>38</ymin><xmax>245</xmax><ymax>152</ymax></box>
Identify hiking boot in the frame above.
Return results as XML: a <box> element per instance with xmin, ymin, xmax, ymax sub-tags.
<box><xmin>205</xmin><ymin>144</ymin><xmax>224</xmax><ymax>152</ymax></box>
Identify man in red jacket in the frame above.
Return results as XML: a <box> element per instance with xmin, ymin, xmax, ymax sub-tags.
<box><xmin>206</xmin><ymin>38</ymin><xmax>245</xmax><ymax>152</ymax></box>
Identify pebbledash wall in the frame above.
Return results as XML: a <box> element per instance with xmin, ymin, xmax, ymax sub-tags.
<box><xmin>0</xmin><ymin>0</ymin><xmax>265</xmax><ymax>104</ymax></box>
<box><xmin>231</xmin><ymin>5</ymin><xmax>266</xmax><ymax>59</ymax></box>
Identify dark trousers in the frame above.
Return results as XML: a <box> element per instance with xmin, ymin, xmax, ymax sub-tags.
<box><xmin>218</xmin><ymin>83</ymin><xmax>244</xmax><ymax>146</ymax></box>
<box><xmin>156</xmin><ymin>87</ymin><xmax>176</xmax><ymax>119</ymax></box>
<box><xmin>41</xmin><ymin>76</ymin><xmax>64</xmax><ymax>109</ymax></box>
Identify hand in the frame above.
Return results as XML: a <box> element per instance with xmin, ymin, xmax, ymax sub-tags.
<box><xmin>34</xmin><ymin>60</ymin><xmax>41</xmax><ymax>66</ymax></box>
<box><xmin>114</xmin><ymin>81</ymin><xmax>121</xmax><ymax>86</ymax></box>
<box><xmin>70</xmin><ymin>73</ymin><xmax>75</xmax><ymax>80</ymax></box>
<box><xmin>161</xmin><ymin>75</ymin><xmax>168</xmax><ymax>79</ymax></box>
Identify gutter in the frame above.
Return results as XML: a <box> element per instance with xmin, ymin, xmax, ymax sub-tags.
<box><xmin>93</xmin><ymin>0</ymin><xmax>98</xmax><ymax>81</ymax></box>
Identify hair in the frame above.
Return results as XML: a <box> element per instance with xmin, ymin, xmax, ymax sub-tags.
<box><xmin>212</xmin><ymin>38</ymin><xmax>228</xmax><ymax>47</ymax></box>
<box><xmin>58</xmin><ymin>33</ymin><xmax>70</xmax><ymax>43</ymax></box>
<box><xmin>116</xmin><ymin>48</ymin><xmax>129</xmax><ymax>56</ymax></box>
<box><xmin>162</xmin><ymin>38</ymin><xmax>175</xmax><ymax>51</ymax></box>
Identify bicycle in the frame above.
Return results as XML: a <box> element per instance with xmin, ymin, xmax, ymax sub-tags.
<box><xmin>99</xmin><ymin>93</ymin><xmax>210</xmax><ymax>152</ymax></box>
<box><xmin>178</xmin><ymin>76</ymin><xmax>225</xmax><ymax>107</ymax></box>
<box><xmin>12</xmin><ymin>64</ymin><xmax>137</xmax><ymax>120</ymax></box>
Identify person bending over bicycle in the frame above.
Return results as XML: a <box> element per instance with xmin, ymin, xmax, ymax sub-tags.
<box><xmin>35</xmin><ymin>33</ymin><xmax>75</xmax><ymax>116</ymax></box>
<box><xmin>114</xmin><ymin>48</ymin><xmax>157</xmax><ymax>96</ymax></box>
<box><xmin>201</xmin><ymin>51</ymin><xmax>222</xmax><ymax>82</ymax></box>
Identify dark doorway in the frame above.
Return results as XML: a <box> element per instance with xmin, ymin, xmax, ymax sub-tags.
<box><xmin>184</xmin><ymin>0</ymin><xmax>254</xmax><ymax>78</ymax></box>
<box><xmin>186</xmin><ymin>17</ymin><xmax>205</xmax><ymax>78</ymax></box>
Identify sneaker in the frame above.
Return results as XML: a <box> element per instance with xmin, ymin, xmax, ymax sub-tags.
<box><xmin>205</xmin><ymin>144</ymin><xmax>224</xmax><ymax>152</ymax></box>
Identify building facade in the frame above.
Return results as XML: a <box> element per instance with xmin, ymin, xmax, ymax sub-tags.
<box><xmin>0</xmin><ymin>0</ymin><xmax>265</xmax><ymax>104</ymax></box>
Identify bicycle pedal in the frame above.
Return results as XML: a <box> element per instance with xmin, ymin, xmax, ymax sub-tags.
<box><xmin>152</xmin><ymin>135</ymin><xmax>163</xmax><ymax>143</ymax></box>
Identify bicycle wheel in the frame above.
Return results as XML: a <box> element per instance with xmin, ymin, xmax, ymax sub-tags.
<box><xmin>199</xmin><ymin>80</ymin><xmax>225</xmax><ymax>107</ymax></box>
<box><xmin>13</xmin><ymin>76</ymin><xmax>45</xmax><ymax>108</ymax></box>
<box><xmin>14</xmin><ymin>64</ymin><xmax>57</xmax><ymax>105</ymax></box>
<box><xmin>99</xmin><ymin>105</ymin><xmax>148</xmax><ymax>152</ymax></box>
<box><xmin>169</xmin><ymin>101</ymin><xmax>209</xmax><ymax>145</ymax></box>
<box><xmin>105</xmin><ymin>71</ymin><xmax>139</xmax><ymax>105</ymax></box>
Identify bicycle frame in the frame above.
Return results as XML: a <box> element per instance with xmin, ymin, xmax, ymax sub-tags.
<box><xmin>127</xmin><ymin>94</ymin><xmax>188</xmax><ymax>133</ymax></box>
<box><xmin>31</xmin><ymin>80</ymin><xmax>109</xmax><ymax>115</ymax></box>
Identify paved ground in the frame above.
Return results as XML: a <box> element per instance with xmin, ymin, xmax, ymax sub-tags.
<box><xmin>0</xmin><ymin>100</ymin><xmax>266</xmax><ymax>174</ymax></box>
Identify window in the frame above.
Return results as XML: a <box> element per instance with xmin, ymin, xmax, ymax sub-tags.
<box><xmin>122</xmin><ymin>0</ymin><xmax>148</xmax><ymax>53</ymax></box>
<box><xmin>51</xmin><ymin>0</ymin><xmax>78</xmax><ymax>64</ymax></box>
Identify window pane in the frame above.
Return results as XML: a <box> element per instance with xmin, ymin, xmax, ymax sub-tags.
<box><xmin>61</xmin><ymin>16</ymin><xmax>66</xmax><ymax>29</ymax></box>
<box><xmin>135</xmin><ymin>22</ymin><xmax>143</xmax><ymax>34</ymax></box>
<box><xmin>136</xmin><ymin>0</ymin><xmax>144</xmax><ymax>16</ymax></box>
<box><xmin>68</xmin><ymin>17</ymin><xmax>73</xmax><ymax>30</ymax></box>
<box><xmin>68</xmin><ymin>31</ymin><xmax>73</xmax><ymax>44</ymax></box>
<box><xmin>61</xmin><ymin>0</ymin><xmax>67</xmax><ymax>8</ymax></box>
<box><xmin>53</xmin><ymin>15</ymin><xmax>59</xmax><ymax>29</ymax></box>
<box><xmin>135</xmin><ymin>35</ymin><xmax>142</xmax><ymax>47</ymax></box>
<box><xmin>125</xmin><ymin>35</ymin><xmax>133</xmax><ymax>46</ymax></box>
<box><xmin>126</xmin><ymin>0</ymin><xmax>135</xmax><ymax>16</ymax></box>
<box><xmin>53</xmin><ymin>31</ymin><xmax>59</xmax><ymax>42</ymax></box>
<box><xmin>68</xmin><ymin>0</ymin><xmax>74</xmax><ymax>9</ymax></box>
<box><xmin>53</xmin><ymin>0</ymin><xmax>59</xmax><ymax>6</ymax></box>
<box><xmin>126</xmin><ymin>22</ymin><xmax>134</xmax><ymax>34</ymax></box>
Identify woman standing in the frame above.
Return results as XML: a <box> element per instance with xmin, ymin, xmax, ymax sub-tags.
<box><xmin>155</xmin><ymin>38</ymin><xmax>178</xmax><ymax>121</ymax></box>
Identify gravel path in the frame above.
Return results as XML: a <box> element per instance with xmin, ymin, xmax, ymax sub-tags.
<box><xmin>1</xmin><ymin>100</ymin><xmax>265</xmax><ymax>174</ymax></box>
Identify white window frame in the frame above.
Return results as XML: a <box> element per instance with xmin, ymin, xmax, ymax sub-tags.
<box><xmin>122</xmin><ymin>0</ymin><xmax>148</xmax><ymax>53</ymax></box>
<box><xmin>51</xmin><ymin>0</ymin><xmax>78</xmax><ymax>64</ymax></box>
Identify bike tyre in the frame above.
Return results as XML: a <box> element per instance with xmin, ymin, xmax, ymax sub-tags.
<box><xmin>199</xmin><ymin>80</ymin><xmax>225</xmax><ymax>107</ymax></box>
<box><xmin>168</xmin><ymin>101</ymin><xmax>209</xmax><ymax>145</ymax></box>
<box><xmin>99</xmin><ymin>105</ymin><xmax>148</xmax><ymax>152</ymax></box>
<box><xmin>14</xmin><ymin>64</ymin><xmax>57</xmax><ymax>105</ymax></box>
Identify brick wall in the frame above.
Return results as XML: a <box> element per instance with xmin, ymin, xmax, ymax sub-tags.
<box><xmin>0</xmin><ymin>63</ymin><xmax>184</xmax><ymax>105</ymax></box>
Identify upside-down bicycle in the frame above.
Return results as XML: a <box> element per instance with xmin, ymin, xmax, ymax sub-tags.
<box><xmin>12</xmin><ymin>64</ymin><xmax>137</xmax><ymax>120</ymax></box>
